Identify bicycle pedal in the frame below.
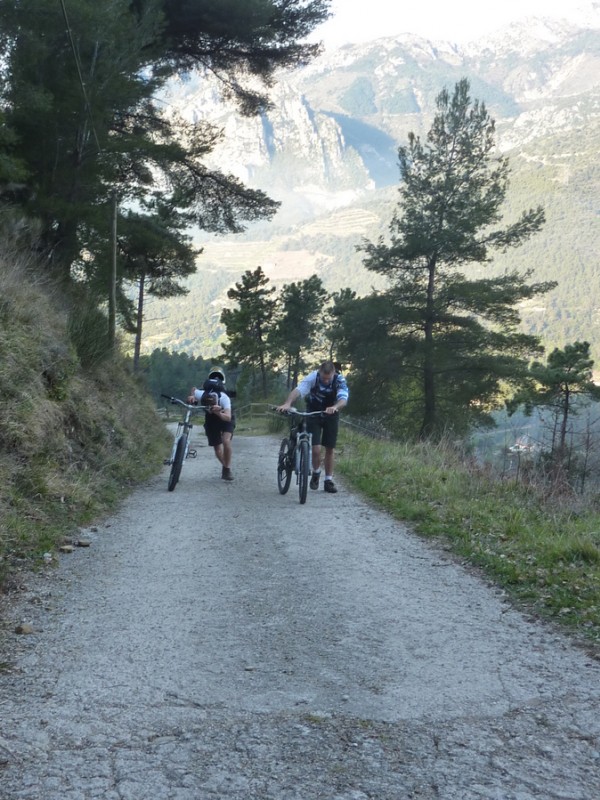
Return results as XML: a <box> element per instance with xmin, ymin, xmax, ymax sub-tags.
<box><xmin>163</xmin><ymin>458</ymin><xmax>172</xmax><ymax>465</ymax></box>
<box><xmin>187</xmin><ymin>449</ymin><xmax>197</xmax><ymax>458</ymax></box>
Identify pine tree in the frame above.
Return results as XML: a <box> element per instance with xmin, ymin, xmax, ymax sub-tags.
<box><xmin>509</xmin><ymin>341</ymin><xmax>600</xmax><ymax>458</ymax></box>
<box><xmin>350</xmin><ymin>78</ymin><xmax>556</xmax><ymax>437</ymax></box>
<box><xmin>271</xmin><ymin>275</ymin><xmax>329</xmax><ymax>388</ymax></box>
<box><xmin>220</xmin><ymin>267</ymin><xmax>277</xmax><ymax>397</ymax></box>
<box><xmin>115</xmin><ymin>208</ymin><xmax>199</xmax><ymax>371</ymax></box>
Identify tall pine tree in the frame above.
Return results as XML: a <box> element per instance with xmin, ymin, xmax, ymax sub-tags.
<box><xmin>271</xmin><ymin>275</ymin><xmax>329</xmax><ymax>388</ymax></box>
<box><xmin>343</xmin><ymin>79</ymin><xmax>556</xmax><ymax>438</ymax></box>
<box><xmin>220</xmin><ymin>267</ymin><xmax>277</xmax><ymax>397</ymax></box>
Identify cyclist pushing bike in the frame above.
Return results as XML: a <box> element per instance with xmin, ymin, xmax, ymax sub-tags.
<box><xmin>188</xmin><ymin>367</ymin><xmax>235</xmax><ymax>481</ymax></box>
<box><xmin>277</xmin><ymin>360</ymin><xmax>349</xmax><ymax>494</ymax></box>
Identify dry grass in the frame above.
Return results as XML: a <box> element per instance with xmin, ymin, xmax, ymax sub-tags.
<box><xmin>337</xmin><ymin>430</ymin><xmax>600</xmax><ymax>651</ymax></box>
<box><xmin>0</xmin><ymin>251</ymin><xmax>170</xmax><ymax>588</ymax></box>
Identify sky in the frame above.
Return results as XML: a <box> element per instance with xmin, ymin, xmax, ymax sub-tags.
<box><xmin>310</xmin><ymin>0</ymin><xmax>598</xmax><ymax>49</ymax></box>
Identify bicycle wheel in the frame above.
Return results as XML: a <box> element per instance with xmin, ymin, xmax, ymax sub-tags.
<box><xmin>168</xmin><ymin>434</ymin><xmax>187</xmax><ymax>491</ymax></box>
<box><xmin>298</xmin><ymin>439</ymin><xmax>310</xmax><ymax>504</ymax></box>
<box><xmin>277</xmin><ymin>437</ymin><xmax>293</xmax><ymax>495</ymax></box>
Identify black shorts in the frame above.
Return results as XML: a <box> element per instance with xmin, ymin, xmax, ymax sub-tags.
<box><xmin>307</xmin><ymin>413</ymin><xmax>339</xmax><ymax>449</ymax></box>
<box><xmin>204</xmin><ymin>415</ymin><xmax>235</xmax><ymax>447</ymax></box>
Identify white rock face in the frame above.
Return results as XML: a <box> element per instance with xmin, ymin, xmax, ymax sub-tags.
<box><xmin>141</xmin><ymin>10</ymin><xmax>600</xmax><ymax>352</ymax></box>
<box><xmin>159</xmin><ymin>9</ymin><xmax>599</xmax><ymax>220</ymax></box>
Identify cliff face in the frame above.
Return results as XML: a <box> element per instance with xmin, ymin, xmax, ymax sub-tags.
<box><xmin>162</xmin><ymin>14</ymin><xmax>600</xmax><ymax>218</ymax></box>
<box><xmin>142</xmin><ymin>13</ymin><xmax>600</xmax><ymax>356</ymax></box>
<box><xmin>164</xmin><ymin>75</ymin><xmax>376</xmax><ymax>225</ymax></box>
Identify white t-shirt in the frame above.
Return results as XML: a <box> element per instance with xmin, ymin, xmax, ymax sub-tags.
<box><xmin>193</xmin><ymin>385</ymin><xmax>231</xmax><ymax>410</ymax></box>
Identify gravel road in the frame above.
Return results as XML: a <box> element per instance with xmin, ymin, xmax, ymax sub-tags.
<box><xmin>0</xmin><ymin>432</ymin><xmax>599</xmax><ymax>799</ymax></box>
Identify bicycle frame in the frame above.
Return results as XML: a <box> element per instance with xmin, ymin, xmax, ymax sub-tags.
<box><xmin>276</xmin><ymin>408</ymin><xmax>325</xmax><ymax>504</ymax></box>
<box><xmin>161</xmin><ymin>395</ymin><xmax>201</xmax><ymax>490</ymax></box>
<box><xmin>170</xmin><ymin>413</ymin><xmax>195</xmax><ymax>463</ymax></box>
<box><xmin>290</xmin><ymin>416</ymin><xmax>313</xmax><ymax>474</ymax></box>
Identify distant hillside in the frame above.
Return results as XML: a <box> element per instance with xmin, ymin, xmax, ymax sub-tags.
<box><xmin>139</xmin><ymin>14</ymin><xmax>600</xmax><ymax>362</ymax></box>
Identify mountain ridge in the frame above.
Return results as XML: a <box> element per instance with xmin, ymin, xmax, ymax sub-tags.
<box><xmin>142</xmin><ymin>12</ymin><xmax>600</xmax><ymax>361</ymax></box>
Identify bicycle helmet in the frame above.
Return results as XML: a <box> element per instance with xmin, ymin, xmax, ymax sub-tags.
<box><xmin>208</xmin><ymin>367</ymin><xmax>226</xmax><ymax>383</ymax></box>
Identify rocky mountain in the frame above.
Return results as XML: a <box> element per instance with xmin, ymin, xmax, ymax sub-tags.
<box><xmin>142</xmin><ymin>11</ymin><xmax>600</xmax><ymax>360</ymax></box>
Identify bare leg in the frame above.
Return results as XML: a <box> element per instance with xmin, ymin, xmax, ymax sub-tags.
<box><xmin>221</xmin><ymin>432</ymin><xmax>233</xmax><ymax>469</ymax></box>
<box><xmin>324</xmin><ymin>447</ymin><xmax>335</xmax><ymax>477</ymax></box>
<box><xmin>213</xmin><ymin>444</ymin><xmax>224</xmax><ymax>465</ymax></box>
<box><xmin>312</xmin><ymin>445</ymin><xmax>321</xmax><ymax>472</ymax></box>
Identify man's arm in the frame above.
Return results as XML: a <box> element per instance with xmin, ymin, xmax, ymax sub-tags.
<box><xmin>210</xmin><ymin>392</ymin><xmax>232</xmax><ymax>421</ymax></box>
<box><xmin>325</xmin><ymin>397</ymin><xmax>347</xmax><ymax>415</ymax></box>
<box><xmin>325</xmin><ymin>375</ymin><xmax>349</xmax><ymax>415</ymax></box>
<box><xmin>277</xmin><ymin>386</ymin><xmax>301</xmax><ymax>411</ymax></box>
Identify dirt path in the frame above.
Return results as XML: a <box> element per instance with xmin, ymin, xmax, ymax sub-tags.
<box><xmin>0</xmin><ymin>433</ymin><xmax>599</xmax><ymax>799</ymax></box>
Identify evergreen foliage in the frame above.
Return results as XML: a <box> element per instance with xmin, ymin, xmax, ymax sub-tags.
<box><xmin>149</xmin><ymin>0</ymin><xmax>330</xmax><ymax>114</ymax></box>
<box><xmin>271</xmin><ymin>274</ymin><xmax>329</xmax><ymax>388</ymax></box>
<box><xmin>220</xmin><ymin>267</ymin><xmax>277</xmax><ymax>397</ymax></box>
<box><xmin>0</xmin><ymin>0</ymin><xmax>329</xmax><ymax>351</ymax></box>
<box><xmin>115</xmin><ymin>207</ymin><xmax>199</xmax><ymax>370</ymax></box>
<box><xmin>337</xmin><ymin>79</ymin><xmax>556</xmax><ymax>438</ymax></box>
<box><xmin>508</xmin><ymin>341</ymin><xmax>600</xmax><ymax>459</ymax></box>
<box><xmin>138</xmin><ymin>348</ymin><xmax>215</xmax><ymax>402</ymax></box>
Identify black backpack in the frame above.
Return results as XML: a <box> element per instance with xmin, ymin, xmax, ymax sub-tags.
<box><xmin>199</xmin><ymin>380</ymin><xmax>236</xmax><ymax>428</ymax></box>
<box><xmin>307</xmin><ymin>373</ymin><xmax>339</xmax><ymax>411</ymax></box>
<box><xmin>204</xmin><ymin>378</ymin><xmax>225</xmax><ymax>393</ymax></box>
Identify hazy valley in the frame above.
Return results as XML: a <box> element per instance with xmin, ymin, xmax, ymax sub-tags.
<box><xmin>141</xmin><ymin>12</ymin><xmax>600</xmax><ymax>362</ymax></box>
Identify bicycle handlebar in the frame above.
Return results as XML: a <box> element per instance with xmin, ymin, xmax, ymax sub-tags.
<box><xmin>160</xmin><ymin>394</ymin><xmax>203</xmax><ymax>410</ymax></box>
<box><xmin>270</xmin><ymin>405</ymin><xmax>328</xmax><ymax>417</ymax></box>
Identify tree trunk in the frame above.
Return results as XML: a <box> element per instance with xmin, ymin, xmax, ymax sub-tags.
<box><xmin>258</xmin><ymin>350</ymin><xmax>268</xmax><ymax>398</ymax></box>
<box><xmin>292</xmin><ymin>354</ymin><xmax>301</xmax><ymax>390</ymax></box>
<box><xmin>133</xmin><ymin>271</ymin><xmax>146</xmax><ymax>373</ymax></box>
<box><xmin>420</xmin><ymin>259</ymin><xmax>437</xmax><ymax>438</ymax></box>
<box><xmin>108</xmin><ymin>192</ymin><xmax>118</xmax><ymax>348</ymax></box>
<box><xmin>558</xmin><ymin>387</ymin><xmax>570</xmax><ymax>455</ymax></box>
<box><xmin>44</xmin><ymin>217</ymin><xmax>80</xmax><ymax>281</ymax></box>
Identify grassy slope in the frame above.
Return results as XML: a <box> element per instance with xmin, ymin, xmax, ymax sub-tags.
<box><xmin>336</xmin><ymin>428</ymin><xmax>600</xmax><ymax>653</ymax></box>
<box><xmin>0</xmin><ymin>253</ymin><xmax>170</xmax><ymax>590</ymax></box>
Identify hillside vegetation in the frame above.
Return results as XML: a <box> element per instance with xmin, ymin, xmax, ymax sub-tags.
<box><xmin>0</xmin><ymin>248</ymin><xmax>170</xmax><ymax>590</ymax></box>
<box><xmin>336</xmin><ymin>429</ymin><xmax>600</xmax><ymax>651</ymax></box>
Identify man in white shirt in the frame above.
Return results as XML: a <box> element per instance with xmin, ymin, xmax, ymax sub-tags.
<box><xmin>189</xmin><ymin>368</ymin><xmax>234</xmax><ymax>481</ymax></box>
<box><xmin>277</xmin><ymin>361</ymin><xmax>349</xmax><ymax>493</ymax></box>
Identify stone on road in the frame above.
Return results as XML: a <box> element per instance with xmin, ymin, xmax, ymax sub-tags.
<box><xmin>0</xmin><ymin>435</ymin><xmax>598</xmax><ymax>799</ymax></box>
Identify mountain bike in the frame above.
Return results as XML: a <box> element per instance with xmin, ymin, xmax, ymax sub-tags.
<box><xmin>275</xmin><ymin>408</ymin><xmax>325</xmax><ymax>504</ymax></box>
<box><xmin>161</xmin><ymin>395</ymin><xmax>201</xmax><ymax>491</ymax></box>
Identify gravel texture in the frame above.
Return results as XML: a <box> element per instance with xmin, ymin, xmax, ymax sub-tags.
<box><xmin>0</xmin><ymin>433</ymin><xmax>599</xmax><ymax>799</ymax></box>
